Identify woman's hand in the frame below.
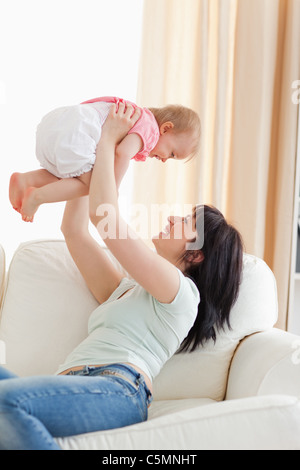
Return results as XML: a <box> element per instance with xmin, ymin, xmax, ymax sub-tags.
<box><xmin>101</xmin><ymin>102</ymin><xmax>141</xmax><ymax>145</ymax></box>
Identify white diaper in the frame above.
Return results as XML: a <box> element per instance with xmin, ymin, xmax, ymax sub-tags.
<box><xmin>35</xmin><ymin>103</ymin><xmax>111</xmax><ymax>178</ymax></box>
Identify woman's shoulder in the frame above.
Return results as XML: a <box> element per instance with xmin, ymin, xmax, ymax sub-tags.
<box><xmin>151</xmin><ymin>268</ymin><xmax>200</xmax><ymax>314</ymax></box>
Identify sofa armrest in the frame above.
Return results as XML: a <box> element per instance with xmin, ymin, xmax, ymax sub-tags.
<box><xmin>226</xmin><ymin>328</ymin><xmax>300</xmax><ymax>400</ymax></box>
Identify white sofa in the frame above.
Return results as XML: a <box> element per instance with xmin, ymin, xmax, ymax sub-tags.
<box><xmin>0</xmin><ymin>239</ymin><xmax>299</xmax><ymax>450</ymax></box>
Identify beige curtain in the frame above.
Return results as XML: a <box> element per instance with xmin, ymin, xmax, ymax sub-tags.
<box><xmin>131</xmin><ymin>0</ymin><xmax>300</xmax><ymax>329</ymax></box>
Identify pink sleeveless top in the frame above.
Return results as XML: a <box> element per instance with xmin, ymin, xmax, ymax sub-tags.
<box><xmin>82</xmin><ymin>96</ymin><xmax>159</xmax><ymax>162</ymax></box>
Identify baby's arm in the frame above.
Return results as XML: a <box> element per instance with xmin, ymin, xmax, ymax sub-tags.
<box><xmin>114</xmin><ymin>133</ymin><xmax>143</xmax><ymax>188</ymax></box>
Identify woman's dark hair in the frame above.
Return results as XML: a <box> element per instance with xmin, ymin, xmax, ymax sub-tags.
<box><xmin>178</xmin><ymin>205</ymin><xmax>244</xmax><ymax>353</ymax></box>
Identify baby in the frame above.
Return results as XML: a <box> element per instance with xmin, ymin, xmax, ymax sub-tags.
<box><xmin>9</xmin><ymin>96</ymin><xmax>201</xmax><ymax>222</ymax></box>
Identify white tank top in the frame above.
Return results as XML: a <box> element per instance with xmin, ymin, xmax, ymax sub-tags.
<box><xmin>56</xmin><ymin>269</ymin><xmax>200</xmax><ymax>381</ymax></box>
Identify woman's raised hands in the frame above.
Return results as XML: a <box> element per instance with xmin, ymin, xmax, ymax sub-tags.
<box><xmin>101</xmin><ymin>101</ymin><xmax>141</xmax><ymax>145</ymax></box>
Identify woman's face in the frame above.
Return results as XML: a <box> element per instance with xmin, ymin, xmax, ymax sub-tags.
<box><xmin>152</xmin><ymin>213</ymin><xmax>197</xmax><ymax>266</ymax></box>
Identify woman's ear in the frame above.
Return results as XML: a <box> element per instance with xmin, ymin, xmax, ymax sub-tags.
<box><xmin>160</xmin><ymin>121</ymin><xmax>174</xmax><ymax>134</ymax></box>
<box><xmin>186</xmin><ymin>250</ymin><xmax>204</xmax><ymax>265</ymax></box>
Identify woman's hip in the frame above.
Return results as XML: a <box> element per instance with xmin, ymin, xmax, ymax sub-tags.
<box><xmin>0</xmin><ymin>364</ymin><xmax>151</xmax><ymax>439</ymax></box>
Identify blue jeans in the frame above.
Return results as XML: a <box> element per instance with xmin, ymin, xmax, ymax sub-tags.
<box><xmin>0</xmin><ymin>363</ymin><xmax>152</xmax><ymax>450</ymax></box>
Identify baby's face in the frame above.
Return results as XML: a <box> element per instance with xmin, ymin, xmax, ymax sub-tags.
<box><xmin>149</xmin><ymin>130</ymin><xmax>194</xmax><ymax>163</ymax></box>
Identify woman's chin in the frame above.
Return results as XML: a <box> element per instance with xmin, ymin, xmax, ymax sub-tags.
<box><xmin>152</xmin><ymin>232</ymin><xmax>164</xmax><ymax>243</ymax></box>
<box><xmin>151</xmin><ymin>234</ymin><xmax>162</xmax><ymax>248</ymax></box>
<box><xmin>152</xmin><ymin>234</ymin><xmax>168</xmax><ymax>255</ymax></box>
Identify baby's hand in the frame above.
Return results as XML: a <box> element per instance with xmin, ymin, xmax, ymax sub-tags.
<box><xmin>102</xmin><ymin>102</ymin><xmax>140</xmax><ymax>144</ymax></box>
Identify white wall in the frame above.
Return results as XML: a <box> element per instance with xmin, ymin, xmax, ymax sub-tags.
<box><xmin>0</xmin><ymin>0</ymin><xmax>144</xmax><ymax>264</ymax></box>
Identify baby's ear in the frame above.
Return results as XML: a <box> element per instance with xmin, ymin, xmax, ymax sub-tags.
<box><xmin>160</xmin><ymin>121</ymin><xmax>174</xmax><ymax>134</ymax></box>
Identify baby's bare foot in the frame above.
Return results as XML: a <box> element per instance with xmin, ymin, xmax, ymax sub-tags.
<box><xmin>20</xmin><ymin>187</ymin><xmax>40</xmax><ymax>222</ymax></box>
<box><xmin>9</xmin><ymin>172</ymin><xmax>28</xmax><ymax>213</ymax></box>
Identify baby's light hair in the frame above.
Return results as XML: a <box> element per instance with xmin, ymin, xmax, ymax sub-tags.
<box><xmin>149</xmin><ymin>104</ymin><xmax>201</xmax><ymax>159</ymax></box>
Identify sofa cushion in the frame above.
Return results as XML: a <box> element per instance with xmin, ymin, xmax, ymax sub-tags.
<box><xmin>0</xmin><ymin>240</ymin><xmax>99</xmax><ymax>376</ymax></box>
<box><xmin>0</xmin><ymin>240</ymin><xmax>278</xmax><ymax>401</ymax></box>
<box><xmin>55</xmin><ymin>395</ymin><xmax>300</xmax><ymax>450</ymax></box>
<box><xmin>153</xmin><ymin>254</ymin><xmax>278</xmax><ymax>400</ymax></box>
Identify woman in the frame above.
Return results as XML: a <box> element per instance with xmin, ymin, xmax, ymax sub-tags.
<box><xmin>0</xmin><ymin>104</ymin><xmax>243</xmax><ymax>450</ymax></box>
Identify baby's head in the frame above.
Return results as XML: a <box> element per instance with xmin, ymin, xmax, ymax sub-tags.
<box><xmin>149</xmin><ymin>104</ymin><xmax>201</xmax><ymax>163</ymax></box>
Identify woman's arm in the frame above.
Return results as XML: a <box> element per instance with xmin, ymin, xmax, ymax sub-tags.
<box><xmin>89</xmin><ymin>104</ymin><xmax>180</xmax><ymax>304</ymax></box>
<box><xmin>61</xmin><ymin>196</ymin><xmax>124</xmax><ymax>304</ymax></box>
<box><xmin>114</xmin><ymin>133</ymin><xmax>143</xmax><ymax>188</ymax></box>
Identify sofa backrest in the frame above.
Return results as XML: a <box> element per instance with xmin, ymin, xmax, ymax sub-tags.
<box><xmin>0</xmin><ymin>240</ymin><xmax>278</xmax><ymax>401</ymax></box>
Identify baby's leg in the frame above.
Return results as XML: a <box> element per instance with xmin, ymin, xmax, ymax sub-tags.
<box><xmin>21</xmin><ymin>172</ymin><xmax>92</xmax><ymax>222</ymax></box>
<box><xmin>9</xmin><ymin>170</ymin><xmax>59</xmax><ymax>213</ymax></box>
